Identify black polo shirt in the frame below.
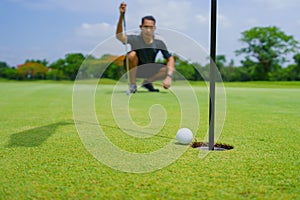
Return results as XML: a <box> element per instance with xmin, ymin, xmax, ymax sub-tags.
<box><xmin>126</xmin><ymin>34</ymin><xmax>172</xmax><ymax>65</ymax></box>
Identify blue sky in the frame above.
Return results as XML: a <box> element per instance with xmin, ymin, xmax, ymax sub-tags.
<box><xmin>1</xmin><ymin>0</ymin><xmax>299</xmax><ymax>66</ymax></box>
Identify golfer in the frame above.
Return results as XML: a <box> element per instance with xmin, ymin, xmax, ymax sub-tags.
<box><xmin>116</xmin><ymin>2</ymin><xmax>175</xmax><ymax>93</ymax></box>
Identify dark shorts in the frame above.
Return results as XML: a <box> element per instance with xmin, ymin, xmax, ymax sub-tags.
<box><xmin>136</xmin><ymin>63</ymin><xmax>166</xmax><ymax>78</ymax></box>
<box><xmin>124</xmin><ymin>60</ymin><xmax>166</xmax><ymax>78</ymax></box>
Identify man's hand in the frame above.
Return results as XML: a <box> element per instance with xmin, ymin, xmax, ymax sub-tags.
<box><xmin>162</xmin><ymin>76</ymin><xmax>172</xmax><ymax>89</ymax></box>
<box><xmin>119</xmin><ymin>2</ymin><xmax>127</xmax><ymax>15</ymax></box>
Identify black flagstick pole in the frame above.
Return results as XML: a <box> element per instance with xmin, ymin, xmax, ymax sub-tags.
<box><xmin>209</xmin><ymin>0</ymin><xmax>217</xmax><ymax>150</ymax></box>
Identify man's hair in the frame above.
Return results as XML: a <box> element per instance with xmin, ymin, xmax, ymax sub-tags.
<box><xmin>141</xmin><ymin>15</ymin><xmax>156</xmax><ymax>25</ymax></box>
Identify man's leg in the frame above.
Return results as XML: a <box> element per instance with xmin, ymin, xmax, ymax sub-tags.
<box><xmin>127</xmin><ymin>51</ymin><xmax>138</xmax><ymax>92</ymax></box>
<box><xmin>128</xmin><ymin>51</ymin><xmax>138</xmax><ymax>85</ymax></box>
<box><xmin>146</xmin><ymin>66</ymin><xmax>167</xmax><ymax>83</ymax></box>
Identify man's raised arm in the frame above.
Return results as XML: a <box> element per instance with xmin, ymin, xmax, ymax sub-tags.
<box><xmin>116</xmin><ymin>2</ymin><xmax>127</xmax><ymax>44</ymax></box>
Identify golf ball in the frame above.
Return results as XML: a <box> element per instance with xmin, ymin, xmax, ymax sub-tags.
<box><xmin>176</xmin><ymin>128</ymin><xmax>193</xmax><ymax>144</ymax></box>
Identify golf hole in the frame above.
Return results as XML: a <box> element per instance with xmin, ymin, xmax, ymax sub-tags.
<box><xmin>191</xmin><ymin>142</ymin><xmax>234</xmax><ymax>151</ymax></box>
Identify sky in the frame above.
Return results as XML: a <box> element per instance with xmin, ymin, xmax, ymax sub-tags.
<box><xmin>1</xmin><ymin>0</ymin><xmax>300</xmax><ymax>67</ymax></box>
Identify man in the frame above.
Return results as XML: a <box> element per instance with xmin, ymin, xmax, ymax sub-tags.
<box><xmin>116</xmin><ymin>2</ymin><xmax>175</xmax><ymax>93</ymax></box>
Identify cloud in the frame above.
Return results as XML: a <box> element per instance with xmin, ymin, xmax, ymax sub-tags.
<box><xmin>195</xmin><ymin>14</ymin><xmax>208</xmax><ymax>24</ymax></box>
<box><xmin>71</xmin><ymin>22</ymin><xmax>117</xmax><ymax>54</ymax></box>
<box><xmin>246</xmin><ymin>18</ymin><xmax>260</xmax><ymax>26</ymax></box>
<box><xmin>218</xmin><ymin>14</ymin><xmax>231</xmax><ymax>28</ymax></box>
<box><xmin>75</xmin><ymin>22</ymin><xmax>115</xmax><ymax>38</ymax></box>
<box><xmin>67</xmin><ymin>22</ymin><xmax>126</xmax><ymax>58</ymax></box>
<box><xmin>254</xmin><ymin>0</ymin><xmax>298</xmax><ymax>10</ymax></box>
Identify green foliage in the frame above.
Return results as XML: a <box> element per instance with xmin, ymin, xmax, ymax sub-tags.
<box><xmin>63</xmin><ymin>53</ymin><xmax>85</xmax><ymax>80</ymax></box>
<box><xmin>174</xmin><ymin>56</ymin><xmax>195</xmax><ymax>80</ymax></box>
<box><xmin>236</xmin><ymin>26</ymin><xmax>299</xmax><ymax>80</ymax></box>
<box><xmin>77</xmin><ymin>54</ymin><xmax>125</xmax><ymax>80</ymax></box>
<box><xmin>3</xmin><ymin>68</ymin><xmax>18</xmax><ymax>80</ymax></box>
<box><xmin>46</xmin><ymin>69</ymin><xmax>66</xmax><ymax>80</ymax></box>
<box><xmin>221</xmin><ymin>66</ymin><xmax>251</xmax><ymax>82</ymax></box>
<box><xmin>0</xmin><ymin>61</ymin><xmax>9</xmax><ymax>68</ymax></box>
<box><xmin>0</xmin><ymin>61</ymin><xmax>10</xmax><ymax>78</ymax></box>
<box><xmin>48</xmin><ymin>53</ymin><xmax>85</xmax><ymax>80</ymax></box>
<box><xmin>268</xmin><ymin>53</ymin><xmax>300</xmax><ymax>81</ymax></box>
<box><xmin>105</xmin><ymin>63</ymin><xmax>124</xmax><ymax>80</ymax></box>
<box><xmin>192</xmin><ymin>62</ymin><xmax>205</xmax><ymax>81</ymax></box>
<box><xmin>215</xmin><ymin>55</ymin><xmax>226</xmax><ymax>70</ymax></box>
<box><xmin>48</xmin><ymin>59</ymin><xmax>65</xmax><ymax>80</ymax></box>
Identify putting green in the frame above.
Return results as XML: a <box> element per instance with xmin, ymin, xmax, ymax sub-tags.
<box><xmin>0</xmin><ymin>81</ymin><xmax>299</xmax><ymax>199</ymax></box>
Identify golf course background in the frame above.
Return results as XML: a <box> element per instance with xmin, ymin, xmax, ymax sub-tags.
<box><xmin>0</xmin><ymin>80</ymin><xmax>299</xmax><ymax>199</ymax></box>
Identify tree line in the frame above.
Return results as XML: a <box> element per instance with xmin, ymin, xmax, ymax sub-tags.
<box><xmin>1</xmin><ymin>26</ymin><xmax>299</xmax><ymax>82</ymax></box>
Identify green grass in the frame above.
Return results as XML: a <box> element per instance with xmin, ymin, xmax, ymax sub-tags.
<box><xmin>186</xmin><ymin>80</ymin><xmax>300</xmax><ymax>88</ymax></box>
<box><xmin>0</xmin><ymin>81</ymin><xmax>299</xmax><ymax>199</ymax></box>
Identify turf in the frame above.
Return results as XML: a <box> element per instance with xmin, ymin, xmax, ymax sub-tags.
<box><xmin>0</xmin><ymin>81</ymin><xmax>299</xmax><ymax>199</ymax></box>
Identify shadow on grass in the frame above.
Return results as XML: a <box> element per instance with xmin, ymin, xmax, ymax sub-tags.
<box><xmin>6</xmin><ymin>121</ymin><xmax>73</xmax><ymax>148</ymax></box>
<box><xmin>105</xmin><ymin>90</ymin><xmax>169</xmax><ymax>95</ymax></box>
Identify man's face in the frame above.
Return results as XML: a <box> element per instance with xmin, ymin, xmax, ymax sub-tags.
<box><xmin>140</xmin><ymin>19</ymin><xmax>156</xmax><ymax>40</ymax></box>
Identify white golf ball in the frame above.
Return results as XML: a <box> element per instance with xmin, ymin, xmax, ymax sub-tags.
<box><xmin>176</xmin><ymin>128</ymin><xmax>193</xmax><ymax>145</ymax></box>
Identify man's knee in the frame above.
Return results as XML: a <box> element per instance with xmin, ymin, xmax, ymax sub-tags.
<box><xmin>128</xmin><ymin>51</ymin><xmax>138</xmax><ymax>63</ymax></box>
<box><xmin>159</xmin><ymin>66</ymin><xmax>168</xmax><ymax>76</ymax></box>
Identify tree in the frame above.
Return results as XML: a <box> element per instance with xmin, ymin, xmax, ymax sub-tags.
<box><xmin>46</xmin><ymin>69</ymin><xmax>66</xmax><ymax>80</ymax></box>
<box><xmin>100</xmin><ymin>54</ymin><xmax>125</xmax><ymax>80</ymax></box>
<box><xmin>49</xmin><ymin>58</ymin><xmax>67</xmax><ymax>80</ymax></box>
<box><xmin>172</xmin><ymin>54</ymin><xmax>195</xmax><ymax>80</ymax></box>
<box><xmin>0</xmin><ymin>61</ymin><xmax>9</xmax><ymax>68</ymax></box>
<box><xmin>78</xmin><ymin>54</ymin><xmax>125</xmax><ymax>80</ymax></box>
<box><xmin>64</xmin><ymin>53</ymin><xmax>85</xmax><ymax>80</ymax></box>
<box><xmin>5</xmin><ymin>67</ymin><xmax>18</xmax><ymax>79</ymax></box>
<box><xmin>268</xmin><ymin>53</ymin><xmax>300</xmax><ymax>81</ymax></box>
<box><xmin>25</xmin><ymin>59</ymin><xmax>48</xmax><ymax>66</ymax></box>
<box><xmin>215</xmin><ymin>55</ymin><xmax>226</xmax><ymax>70</ymax></box>
<box><xmin>236</xmin><ymin>26</ymin><xmax>299</xmax><ymax>80</ymax></box>
<box><xmin>0</xmin><ymin>62</ymin><xmax>19</xmax><ymax>79</ymax></box>
<box><xmin>17</xmin><ymin>62</ymin><xmax>48</xmax><ymax>79</ymax></box>
<box><xmin>0</xmin><ymin>61</ymin><xmax>10</xmax><ymax>78</ymax></box>
<box><xmin>49</xmin><ymin>53</ymin><xmax>85</xmax><ymax>80</ymax></box>
<box><xmin>215</xmin><ymin>55</ymin><xmax>238</xmax><ymax>81</ymax></box>
<box><xmin>293</xmin><ymin>53</ymin><xmax>300</xmax><ymax>72</ymax></box>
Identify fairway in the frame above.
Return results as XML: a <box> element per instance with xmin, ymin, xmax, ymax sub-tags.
<box><xmin>0</xmin><ymin>81</ymin><xmax>299</xmax><ymax>199</ymax></box>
